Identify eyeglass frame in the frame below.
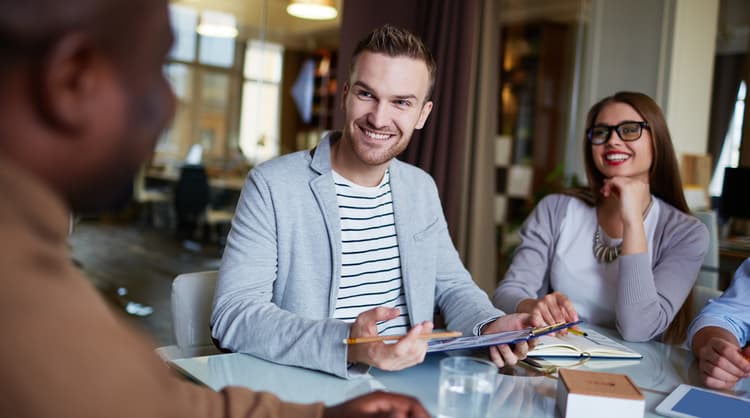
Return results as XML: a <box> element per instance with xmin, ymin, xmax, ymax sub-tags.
<box><xmin>586</xmin><ymin>121</ymin><xmax>650</xmax><ymax>145</ymax></box>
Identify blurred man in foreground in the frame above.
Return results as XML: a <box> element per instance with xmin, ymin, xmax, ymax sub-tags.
<box><xmin>0</xmin><ymin>1</ymin><xmax>428</xmax><ymax>417</ymax></box>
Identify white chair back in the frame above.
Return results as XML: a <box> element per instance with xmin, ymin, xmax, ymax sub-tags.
<box><xmin>171</xmin><ymin>270</ymin><xmax>219</xmax><ymax>352</ymax></box>
<box><xmin>694</xmin><ymin>210</ymin><xmax>719</xmax><ymax>289</ymax></box>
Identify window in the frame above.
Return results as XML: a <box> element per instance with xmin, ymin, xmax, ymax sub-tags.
<box><xmin>157</xmin><ymin>4</ymin><xmax>284</xmax><ymax>168</ymax></box>
<box><xmin>709</xmin><ymin>80</ymin><xmax>747</xmax><ymax>197</ymax></box>
<box><xmin>239</xmin><ymin>41</ymin><xmax>284</xmax><ymax>165</ymax></box>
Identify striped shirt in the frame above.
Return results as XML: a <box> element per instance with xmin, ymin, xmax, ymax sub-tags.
<box><xmin>332</xmin><ymin>169</ymin><xmax>410</xmax><ymax>336</ymax></box>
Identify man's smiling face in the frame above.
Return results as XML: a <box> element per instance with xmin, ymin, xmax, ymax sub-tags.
<box><xmin>340</xmin><ymin>51</ymin><xmax>433</xmax><ymax>169</ymax></box>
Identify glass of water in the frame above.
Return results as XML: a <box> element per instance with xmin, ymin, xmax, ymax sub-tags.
<box><xmin>437</xmin><ymin>356</ymin><xmax>496</xmax><ymax>418</ymax></box>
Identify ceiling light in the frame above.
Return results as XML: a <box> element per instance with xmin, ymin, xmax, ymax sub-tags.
<box><xmin>197</xmin><ymin>10</ymin><xmax>238</xmax><ymax>38</ymax></box>
<box><xmin>287</xmin><ymin>0</ymin><xmax>338</xmax><ymax>21</ymax></box>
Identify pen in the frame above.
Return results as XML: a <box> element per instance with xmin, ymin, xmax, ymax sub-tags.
<box><xmin>529</xmin><ymin>322</ymin><xmax>567</xmax><ymax>336</ymax></box>
<box><xmin>343</xmin><ymin>331</ymin><xmax>462</xmax><ymax>345</ymax></box>
<box><xmin>522</xmin><ymin>357</ymin><xmax>544</xmax><ymax>368</ymax></box>
<box><xmin>568</xmin><ymin>328</ymin><xmax>588</xmax><ymax>337</ymax></box>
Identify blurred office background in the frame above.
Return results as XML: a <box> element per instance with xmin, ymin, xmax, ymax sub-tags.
<box><xmin>68</xmin><ymin>0</ymin><xmax>750</xmax><ymax>346</ymax></box>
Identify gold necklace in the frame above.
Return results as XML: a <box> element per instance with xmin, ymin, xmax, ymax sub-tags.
<box><xmin>593</xmin><ymin>198</ymin><xmax>653</xmax><ymax>264</ymax></box>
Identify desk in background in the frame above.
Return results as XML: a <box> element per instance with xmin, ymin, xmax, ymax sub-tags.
<box><xmin>169</xmin><ymin>326</ymin><xmax>750</xmax><ymax>418</ymax></box>
<box><xmin>145</xmin><ymin>169</ymin><xmax>245</xmax><ymax>192</ymax></box>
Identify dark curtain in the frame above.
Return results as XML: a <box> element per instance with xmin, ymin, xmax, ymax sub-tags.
<box><xmin>707</xmin><ymin>54</ymin><xmax>746</xmax><ymax>170</ymax></box>
<box><xmin>401</xmin><ymin>0</ymin><xmax>482</xmax><ymax>237</ymax></box>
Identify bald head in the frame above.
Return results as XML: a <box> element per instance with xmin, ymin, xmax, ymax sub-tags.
<box><xmin>0</xmin><ymin>0</ymin><xmax>174</xmax><ymax>213</ymax></box>
<box><xmin>0</xmin><ymin>0</ymin><xmax>152</xmax><ymax>75</ymax></box>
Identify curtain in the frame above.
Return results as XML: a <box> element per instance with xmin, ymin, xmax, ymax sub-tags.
<box><xmin>336</xmin><ymin>0</ymin><xmax>498</xmax><ymax>293</ymax></box>
<box><xmin>403</xmin><ymin>0</ymin><xmax>480</xmax><ymax>240</ymax></box>
<box><xmin>707</xmin><ymin>54</ymin><xmax>745</xmax><ymax>170</ymax></box>
<box><xmin>400</xmin><ymin>0</ymin><xmax>497</xmax><ymax>293</ymax></box>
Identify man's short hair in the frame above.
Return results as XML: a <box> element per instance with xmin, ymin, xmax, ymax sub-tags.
<box><xmin>349</xmin><ymin>24</ymin><xmax>436</xmax><ymax>101</ymax></box>
<box><xmin>0</xmin><ymin>0</ymin><xmax>145</xmax><ymax>75</ymax></box>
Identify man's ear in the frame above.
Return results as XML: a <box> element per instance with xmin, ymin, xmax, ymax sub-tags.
<box><xmin>415</xmin><ymin>100</ymin><xmax>433</xmax><ymax>130</ymax></box>
<box><xmin>340</xmin><ymin>82</ymin><xmax>350</xmax><ymax>112</ymax></box>
<box><xmin>34</xmin><ymin>32</ymin><xmax>106</xmax><ymax>133</ymax></box>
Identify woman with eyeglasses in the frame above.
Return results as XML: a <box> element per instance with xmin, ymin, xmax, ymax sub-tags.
<box><xmin>493</xmin><ymin>91</ymin><xmax>709</xmax><ymax>344</ymax></box>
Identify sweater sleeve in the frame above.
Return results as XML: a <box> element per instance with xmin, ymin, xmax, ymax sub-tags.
<box><xmin>493</xmin><ymin>195</ymin><xmax>567</xmax><ymax>312</ymax></box>
<box><xmin>615</xmin><ymin>210</ymin><xmax>709</xmax><ymax>341</ymax></box>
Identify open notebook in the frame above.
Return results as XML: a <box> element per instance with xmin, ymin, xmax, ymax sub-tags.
<box><xmin>527</xmin><ymin>327</ymin><xmax>642</xmax><ymax>359</ymax></box>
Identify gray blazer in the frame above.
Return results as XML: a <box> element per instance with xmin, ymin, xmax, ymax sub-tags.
<box><xmin>211</xmin><ymin>132</ymin><xmax>503</xmax><ymax>378</ymax></box>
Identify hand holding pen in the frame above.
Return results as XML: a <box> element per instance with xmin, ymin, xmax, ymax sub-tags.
<box><xmin>346</xmin><ymin>307</ymin><xmax>434</xmax><ymax>371</ymax></box>
<box><xmin>516</xmin><ymin>291</ymin><xmax>579</xmax><ymax>335</ymax></box>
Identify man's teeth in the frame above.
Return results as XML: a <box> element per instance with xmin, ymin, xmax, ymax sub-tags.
<box><xmin>606</xmin><ymin>154</ymin><xmax>630</xmax><ymax>161</ymax></box>
<box><xmin>365</xmin><ymin>130</ymin><xmax>390</xmax><ymax>140</ymax></box>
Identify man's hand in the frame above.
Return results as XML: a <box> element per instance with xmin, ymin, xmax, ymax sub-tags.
<box><xmin>696</xmin><ymin>337</ymin><xmax>750</xmax><ymax>389</ymax></box>
<box><xmin>323</xmin><ymin>390</ymin><xmax>430</xmax><ymax>418</ymax></box>
<box><xmin>692</xmin><ymin>326</ymin><xmax>750</xmax><ymax>390</ymax></box>
<box><xmin>481</xmin><ymin>313</ymin><xmax>543</xmax><ymax>368</ymax></box>
<box><xmin>517</xmin><ymin>292</ymin><xmax>578</xmax><ymax>333</ymax></box>
<box><xmin>347</xmin><ymin>307</ymin><xmax>433</xmax><ymax>370</ymax></box>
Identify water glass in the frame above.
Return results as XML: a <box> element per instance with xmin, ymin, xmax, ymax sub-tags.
<box><xmin>437</xmin><ymin>356</ymin><xmax>496</xmax><ymax>418</ymax></box>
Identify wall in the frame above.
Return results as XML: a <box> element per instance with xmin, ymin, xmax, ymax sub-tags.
<box><xmin>567</xmin><ymin>0</ymin><xmax>719</xmax><ymax>182</ymax></box>
<box><xmin>567</xmin><ymin>0</ymin><xmax>673</xmax><ymax>182</ymax></box>
<box><xmin>664</xmin><ymin>0</ymin><xmax>719</xmax><ymax>157</ymax></box>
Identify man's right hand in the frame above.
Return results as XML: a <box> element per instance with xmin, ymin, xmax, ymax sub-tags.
<box><xmin>323</xmin><ymin>391</ymin><xmax>430</xmax><ymax>418</ymax></box>
<box><xmin>517</xmin><ymin>292</ymin><xmax>578</xmax><ymax>334</ymax></box>
<box><xmin>347</xmin><ymin>307</ymin><xmax>433</xmax><ymax>370</ymax></box>
<box><xmin>696</xmin><ymin>336</ymin><xmax>750</xmax><ymax>389</ymax></box>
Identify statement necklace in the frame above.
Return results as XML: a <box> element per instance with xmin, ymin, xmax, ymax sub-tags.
<box><xmin>593</xmin><ymin>198</ymin><xmax>653</xmax><ymax>264</ymax></box>
<box><xmin>593</xmin><ymin>229</ymin><xmax>621</xmax><ymax>263</ymax></box>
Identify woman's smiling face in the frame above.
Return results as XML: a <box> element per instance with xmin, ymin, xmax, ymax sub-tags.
<box><xmin>590</xmin><ymin>101</ymin><xmax>653</xmax><ymax>183</ymax></box>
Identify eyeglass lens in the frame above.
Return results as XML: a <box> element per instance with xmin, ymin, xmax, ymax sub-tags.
<box><xmin>590</xmin><ymin>122</ymin><xmax>645</xmax><ymax>144</ymax></box>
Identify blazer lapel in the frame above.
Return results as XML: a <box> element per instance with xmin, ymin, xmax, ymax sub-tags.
<box><xmin>308</xmin><ymin>134</ymin><xmax>342</xmax><ymax>316</ymax></box>
<box><xmin>388</xmin><ymin>161</ymin><xmax>419</xmax><ymax>326</ymax></box>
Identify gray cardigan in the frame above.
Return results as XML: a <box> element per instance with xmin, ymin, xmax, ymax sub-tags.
<box><xmin>493</xmin><ymin>194</ymin><xmax>709</xmax><ymax>341</ymax></box>
<box><xmin>211</xmin><ymin>132</ymin><xmax>503</xmax><ymax>378</ymax></box>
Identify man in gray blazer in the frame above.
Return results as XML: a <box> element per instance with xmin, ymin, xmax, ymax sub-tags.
<box><xmin>211</xmin><ymin>24</ymin><xmax>538</xmax><ymax>378</ymax></box>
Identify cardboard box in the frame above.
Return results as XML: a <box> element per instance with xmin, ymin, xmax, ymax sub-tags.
<box><xmin>681</xmin><ymin>153</ymin><xmax>712</xmax><ymax>189</ymax></box>
<box><xmin>557</xmin><ymin>369</ymin><xmax>645</xmax><ymax>418</ymax></box>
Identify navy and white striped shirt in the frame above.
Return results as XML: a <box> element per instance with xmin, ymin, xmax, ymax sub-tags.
<box><xmin>332</xmin><ymin>169</ymin><xmax>410</xmax><ymax>336</ymax></box>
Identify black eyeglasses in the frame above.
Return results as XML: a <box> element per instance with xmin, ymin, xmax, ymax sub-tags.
<box><xmin>586</xmin><ymin>121</ymin><xmax>649</xmax><ymax>145</ymax></box>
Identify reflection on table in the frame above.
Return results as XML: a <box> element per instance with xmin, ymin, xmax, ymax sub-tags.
<box><xmin>169</xmin><ymin>326</ymin><xmax>750</xmax><ymax>417</ymax></box>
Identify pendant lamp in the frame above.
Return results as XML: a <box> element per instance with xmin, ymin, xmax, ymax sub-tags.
<box><xmin>286</xmin><ymin>0</ymin><xmax>338</xmax><ymax>20</ymax></box>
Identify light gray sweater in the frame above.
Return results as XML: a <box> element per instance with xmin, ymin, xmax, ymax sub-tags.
<box><xmin>493</xmin><ymin>193</ymin><xmax>709</xmax><ymax>341</ymax></box>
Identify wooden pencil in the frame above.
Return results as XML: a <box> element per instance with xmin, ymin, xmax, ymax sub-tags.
<box><xmin>342</xmin><ymin>331</ymin><xmax>462</xmax><ymax>345</ymax></box>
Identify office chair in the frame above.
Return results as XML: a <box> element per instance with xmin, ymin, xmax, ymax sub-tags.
<box><xmin>173</xmin><ymin>164</ymin><xmax>210</xmax><ymax>240</ymax></box>
<box><xmin>173</xmin><ymin>165</ymin><xmax>234</xmax><ymax>244</ymax></box>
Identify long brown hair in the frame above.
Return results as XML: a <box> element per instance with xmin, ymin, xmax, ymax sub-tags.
<box><xmin>582</xmin><ymin>91</ymin><xmax>693</xmax><ymax>344</ymax></box>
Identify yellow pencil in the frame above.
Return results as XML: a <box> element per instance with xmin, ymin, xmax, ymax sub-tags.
<box><xmin>568</xmin><ymin>328</ymin><xmax>588</xmax><ymax>337</ymax></box>
<box><xmin>343</xmin><ymin>331</ymin><xmax>462</xmax><ymax>345</ymax></box>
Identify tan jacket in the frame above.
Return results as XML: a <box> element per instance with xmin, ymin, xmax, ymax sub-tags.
<box><xmin>0</xmin><ymin>156</ymin><xmax>323</xmax><ymax>418</ymax></box>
